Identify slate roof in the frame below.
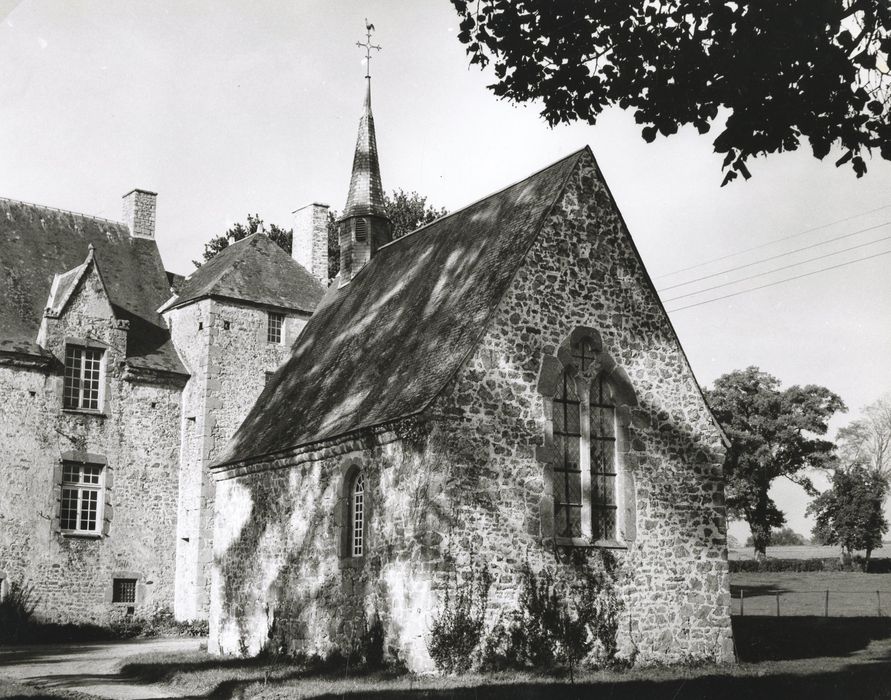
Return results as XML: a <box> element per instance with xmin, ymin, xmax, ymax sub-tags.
<box><xmin>163</xmin><ymin>233</ymin><xmax>324</xmax><ymax>314</ymax></box>
<box><xmin>0</xmin><ymin>197</ymin><xmax>185</xmax><ymax>375</ymax></box>
<box><xmin>341</xmin><ymin>80</ymin><xmax>387</xmax><ymax>220</ymax></box>
<box><xmin>216</xmin><ymin>149</ymin><xmax>585</xmax><ymax>467</ymax></box>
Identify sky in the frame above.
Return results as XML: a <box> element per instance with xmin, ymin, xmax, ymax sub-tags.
<box><xmin>2</xmin><ymin>0</ymin><xmax>890</xmax><ymax>544</ymax></box>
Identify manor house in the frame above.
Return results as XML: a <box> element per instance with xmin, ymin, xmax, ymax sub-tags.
<box><xmin>0</xmin><ymin>178</ymin><xmax>330</xmax><ymax>624</ymax></box>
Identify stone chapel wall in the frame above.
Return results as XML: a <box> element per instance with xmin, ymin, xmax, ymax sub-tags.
<box><xmin>426</xmin><ymin>151</ymin><xmax>733</xmax><ymax>664</ymax></box>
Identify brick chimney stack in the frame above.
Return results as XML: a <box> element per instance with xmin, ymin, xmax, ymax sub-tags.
<box><xmin>122</xmin><ymin>189</ymin><xmax>157</xmax><ymax>239</ymax></box>
<box><xmin>293</xmin><ymin>203</ymin><xmax>330</xmax><ymax>284</ymax></box>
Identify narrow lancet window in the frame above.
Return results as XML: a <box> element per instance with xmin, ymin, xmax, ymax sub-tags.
<box><xmin>590</xmin><ymin>376</ymin><xmax>617</xmax><ymax>541</ymax></box>
<box><xmin>553</xmin><ymin>372</ymin><xmax>582</xmax><ymax>538</ymax></box>
<box><xmin>351</xmin><ymin>472</ymin><xmax>365</xmax><ymax>557</ymax></box>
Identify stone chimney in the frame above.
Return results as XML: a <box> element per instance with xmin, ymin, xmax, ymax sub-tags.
<box><xmin>122</xmin><ymin>189</ymin><xmax>157</xmax><ymax>239</ymax></box>
<box><xmin>293</xmin><ymin>203</ymin><xmax>330</xmax><ymax>284</ymax></box>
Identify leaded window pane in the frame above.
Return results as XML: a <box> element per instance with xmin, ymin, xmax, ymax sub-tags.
<box><xmin>352</xmin><ymin>473</ymin><xmax>364</xmax><ymax>557</ymax></box>
<box><xmin>590</xmin><ymin>375</ymin><xmax>617</xmax><ymax>541</ymax></box>
<box><xmin>553</xmin><ymin>371</ymin><xmax>582</xmax><ymax>538</ymax></box>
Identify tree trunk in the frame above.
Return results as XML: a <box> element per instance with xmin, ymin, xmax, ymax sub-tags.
<box><xmin>840</xmin><ymin>547</ymin><xmax>852</xmax><ymax>566</ymax></box>
<box><xmin>865</xmin><ymin>547</ymin><xmax>873</xmax><ymax>572</ymax></box>
<box><xmin>750</xmin><ymin>523</ymin><xmax>770</xmax><ymax>560</ymax></box>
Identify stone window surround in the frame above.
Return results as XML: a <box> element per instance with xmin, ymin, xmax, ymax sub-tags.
<box><xmin>53</xmin><ymin>450</ymin><xmax>114</xmax><ymax>539</ymax></box>
<box><xmin>0</xmin><ymin>571</ymin><xmax>7</xmax><ymax>601</ymax></box>
<box><xmin>536</xmin><ymin>326</ymin><xmax>638</xmax><ymax>549</ymax></box>
<box><xmin>105</xmin><ymin>570</ymin><xmax>144</xmax><ymax>606</ymax></box>
<box><xmin>61</xmin><ymin>336</ymin><xmax>110</xmax><ymax>416</ymax></box>
<box><xmin>337</xmin><ymin>462</ymin><xmax>371</xmax><ymax>568</ymax></box>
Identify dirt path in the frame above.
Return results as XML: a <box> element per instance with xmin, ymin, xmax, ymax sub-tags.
<box><xmin>0</xmin><ymin>637</ymin><xmax>203</xmax><ymax>699</ymax></box>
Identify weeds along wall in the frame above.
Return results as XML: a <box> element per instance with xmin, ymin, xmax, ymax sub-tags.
<box><xmin>208</xmin><ymin>150</ymin><xmax>733</xmax><ymax>670</ymax></box>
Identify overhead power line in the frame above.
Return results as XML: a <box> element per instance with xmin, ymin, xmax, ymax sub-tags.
<box><xmin>657</xmin><ymin>220</ymin><xmax>891</xmax><ymax>292</ymax></box>
<box><xmin>655</xmin><ymin>202</ymin><xmax>891</xmax><ymax>280</ymax></box>
<box><xmin>662</xmin><ymin>234</ymin><xmax>891</xmax><ymax>304</ymax></box>
<box><xmin>664</xmin><ymin>248</ymin><xmax>891</xmax><ymax>313</ymax></box>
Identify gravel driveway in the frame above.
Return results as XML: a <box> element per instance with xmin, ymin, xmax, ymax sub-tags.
<box><xmin>0</xmin><ymin>637</ymin><xmax>204</xmax><ymax>699</ymax></box>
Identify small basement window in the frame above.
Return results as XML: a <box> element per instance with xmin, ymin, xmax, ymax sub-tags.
<box><xmin>112</xmin><ymin>578</ymin><xmax>137</xmax><ymax>604</ymax></box>
<box><xmin>267</xmin><ymin>312</ymin><xmax>284</xmax><ymax>344</ymax></box>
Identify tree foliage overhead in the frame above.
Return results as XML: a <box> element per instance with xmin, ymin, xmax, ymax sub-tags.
<box><xmin>194</xmin><ymin>214</ymin><xmax>292</xmax><ymax>268</ymax></box>
<box><xmin>836</xmin><ymin>393</ymin><xmax>891</xmax><ymax>477</ymax></box>
<box><xmin>451</xmin><ymin>0</ymin><xmax>891</xmax><ymax>184</ymax></box>
<box><xmin>807</xmin><ymin>465</ymin><xmax>888</xmax><ymax>564</ymax></box>
<box><xmin>705</xmin><ymin>367</ymin><xmax>846</xmax><ymax>556</ymax></box>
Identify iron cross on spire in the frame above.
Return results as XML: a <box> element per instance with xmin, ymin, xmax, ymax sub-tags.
<box><xmin>356</xmin><ymin>19</ymin><xmax>381</xmax><ymax>79</ymax></box>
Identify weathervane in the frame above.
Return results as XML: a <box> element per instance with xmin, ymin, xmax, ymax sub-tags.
<box><xmin>356</xmin><ymin>19</ymin><xmax>381</xmax><ymax>79</ymax></box>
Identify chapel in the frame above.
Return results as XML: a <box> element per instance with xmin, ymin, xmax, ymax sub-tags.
<box><xmin>207</xmin><ymin>73</ymin><xmax>735</xmax><ymax>669</ymax></box>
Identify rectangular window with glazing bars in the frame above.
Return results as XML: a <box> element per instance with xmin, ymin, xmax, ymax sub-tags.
<box><xmin>60</xmin><ymin>463</ymin><xmax>104</xmax><ymax>534</ymax></box>
<box><xmin>63</xmin><ymin>345</ymin><xmax>103</xmax><ymax>410</ymax></box>
<box><xmin>267</xmin><ymin>312</ymin><xmax>284</xmax><ymax>344</ymax></box>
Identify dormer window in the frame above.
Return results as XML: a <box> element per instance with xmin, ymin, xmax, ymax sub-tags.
<box><xmin>63</xmin><ymin>345</ymin><xmax>104</xmax><ymax>411</ymax></box>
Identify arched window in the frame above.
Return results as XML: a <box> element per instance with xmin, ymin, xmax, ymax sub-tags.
<box><xmin>590</xmin><ymin>376</ymin><xmax>617</xmax><ymax>541</ymax></box>
<box><xmin>553</xmin><ymin>371</ymin><xmax>582</xmax><ymax>539</ymax></box>
<box><xmin>351</xmin><ymin>472</ymin><xmax>365</xmax><ymax>557</ymax></box>
<box><xmin>537</xmin><ymin>327</ymin><xmax>638</xmax><ymax>547</ymax></box>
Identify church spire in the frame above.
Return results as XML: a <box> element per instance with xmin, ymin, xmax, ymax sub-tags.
<box><xmin>338</xmin><ymin>20</ymin><xmax>392</xmax><ymax>284</ymax></box>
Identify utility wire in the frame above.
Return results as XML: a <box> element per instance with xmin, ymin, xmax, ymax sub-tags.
<box><xmin>662</xmin><ymin>234</ymin><xmax>891</xmax><ymax>303</ymax></box>
<box><xmin>655</xmin><ymin>202</ymin><xmax>891</xmax><ymax>280</ymax></box>
<box><xmin>657</xmin><ymin>220</ymin><xmax>891</xmax><ymax>292</ymax></box>
<box><xmin>664</xmin><ymin>249</ymin><xmax>891</xmax><ymax>313</ymax></box>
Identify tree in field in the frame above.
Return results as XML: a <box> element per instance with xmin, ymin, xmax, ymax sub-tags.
<box><xmin>193</xmin><ymin>214</ymin><xmax>291</xmax><ymax>268</ymax></box>
<box><xmin>705</xmin><ymin>367</ymin><xmax>846</xmax><ymax>558</ymax></box>
<box><xmin>745</xmin><ymin>526</ymin><xmax>807</xmax><ymax>547</ymax></box>
<box><xmin>807</xmin><ymin>465</ymin><xmax>888</xmax><ymax>566</ymax></box>
<box><xmin>327</xmin><ymin>190</ymin><xmax>448</xmax><ymax>278</ymax></box>
<box><xmin>451</xmin><ymin>0</ymin><xmax>891</xmax><ymax>185</ymax></box>
<box><xmin>836</xmin><ymin>394</ymin><xmax>891</xmax><ymax>477</ymax></box>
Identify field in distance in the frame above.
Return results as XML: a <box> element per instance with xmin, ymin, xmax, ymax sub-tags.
<box><xmin>729</xmin><ymin>543</ymin><xmax>891</xmax><ymax>561</ymax></box>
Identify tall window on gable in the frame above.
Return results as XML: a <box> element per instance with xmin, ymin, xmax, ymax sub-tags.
<box><xmin>267</xmin><ymin>312</ymin><xmax>284</xmax><ymax>344</ymax></box>
<box><xmin>60</xmin><ymin>463</ymin><xmax>104</xmax><ymax>534</ymax></box>
<box><xmin>590</xmin><ymin>376</ymin><xmax>617</xmax><ymax>541</ymax></box>
<box><xmin>553</xmin><ymin>372</ymin><xmax>582</xmax><ymax>538</ymax></box>
<box><xmin>63</xmin><ymin>345</ymin><xmax>103</xmax><ymax>410</ymax></box>
<box><xmin>351</xmin><ymin>472</ymin><xmax>365</xmax><ymax>557</ymax></box>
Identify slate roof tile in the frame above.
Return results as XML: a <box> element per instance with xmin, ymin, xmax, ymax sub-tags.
<box><xmin>165</xmin><ymin>234</ymin><xmax>324</xmax><ymax>314</ymax></box>
<box><xmin>216</xmin><ymin>149</ymin><xmax>585</xmax><ymax>466</ymax></box>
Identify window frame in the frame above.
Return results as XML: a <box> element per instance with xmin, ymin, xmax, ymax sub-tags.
<box><xmin>267</xmin><ymin>311</ymin><xmax>285</xmax><ymax>345</ymax></box>
<box><xmin>62</xmin><ymin>343</ymin><xmax>106</xmax><ymax>412</ymax></box>
<box><xmin>537</xmin><ymin>328</ymin><xmax>638</xmax><ymax>549</ymax></box>
<box><xmin>59</xmin><ymin>461</ymin><xmax>105</xmax><ymax>537</ymax></box>
<box><xmin>112</xmin><ymin>577</ymin><xmax>137</xmax><ymax>604</ymax></box>
<box><xmin>351</xmin><ymin>472</ymin><xmax>365</xmax><ymax>558</ymax></box>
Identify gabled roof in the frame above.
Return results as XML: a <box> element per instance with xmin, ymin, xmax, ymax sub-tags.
<box><xmin>163</xmin><ymin>233</ymin><xmax>324</xmax><ymax>314</ymax></box>
<box><xmin>0</xmin><ymin>197</ymin><xmax>185</xmax><ymax>375</ymax></box>
<box><xmin>216</xmin><ymin>149</ymin><xmax>585</xmax><ymax>467</ymax></box>
<box><xmin>46</xmin><ymin>245</ymin><xmax>111</xmax><ymax>318</ymax></box>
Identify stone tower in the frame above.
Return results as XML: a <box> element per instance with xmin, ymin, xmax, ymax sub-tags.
<box><xmin>337</xmin><ymin>79</ymin><xmax>392</xmax><ymax>284</ymax></box>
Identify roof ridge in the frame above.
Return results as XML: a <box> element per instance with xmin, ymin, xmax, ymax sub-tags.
<box><xmin>0</xmin><ymin>196</ymin><xmax>123</xmax><ymax>227</ymax></box>
<box><xmin>376</xmin><ymin>147</ymin><xmax>589</xmax><ymax>254</ymax></box>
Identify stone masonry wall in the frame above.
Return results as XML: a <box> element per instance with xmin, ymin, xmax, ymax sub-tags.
<box><xmin>209</xmin><ymin>151</ymin><xmax>731</xmax><ymax>670</ymax></box>
<box><xmin>167</xmin><ymin>298</ymin><xmax>309</xmax><ymax>621</ymax></box>
<box><xmin>427</xmin><ymin>150</ymin><xmax>732</xmax><ymax>664</ymax></box>
<box><xmin>210</xmin><ymin>427</ymin><xmax>445</xmax><ymax>671</ymax></box>
<box><xmin>0</xmin><ymin>266</ymin><xmax>182</xmax><ymax>624</ymax></box>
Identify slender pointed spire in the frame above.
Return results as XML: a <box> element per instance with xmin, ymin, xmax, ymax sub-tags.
<box><xmin>337</xmin><ymin>20</ymin><xmax>392</xmax><ymax>284</ymax></box>
<box><xmin>343</xmin><ymin>78</ymin><xmax>387</xmax><ymax>220</ymax></box>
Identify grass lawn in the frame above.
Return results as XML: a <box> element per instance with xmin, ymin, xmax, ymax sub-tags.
<box><xmin>0</xmin><ymin>678</ymin><xmax>91</xmax><ymax>699</ymax></box>
<box><xmin>731</xmin><ymin>571</ymin><xmax>891</xmax><ymax>616</ymax></box>
<box><xmin>119</xmin><ymin>615</ymin><xmax>891</xmax><ymax>700</ymax></box>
